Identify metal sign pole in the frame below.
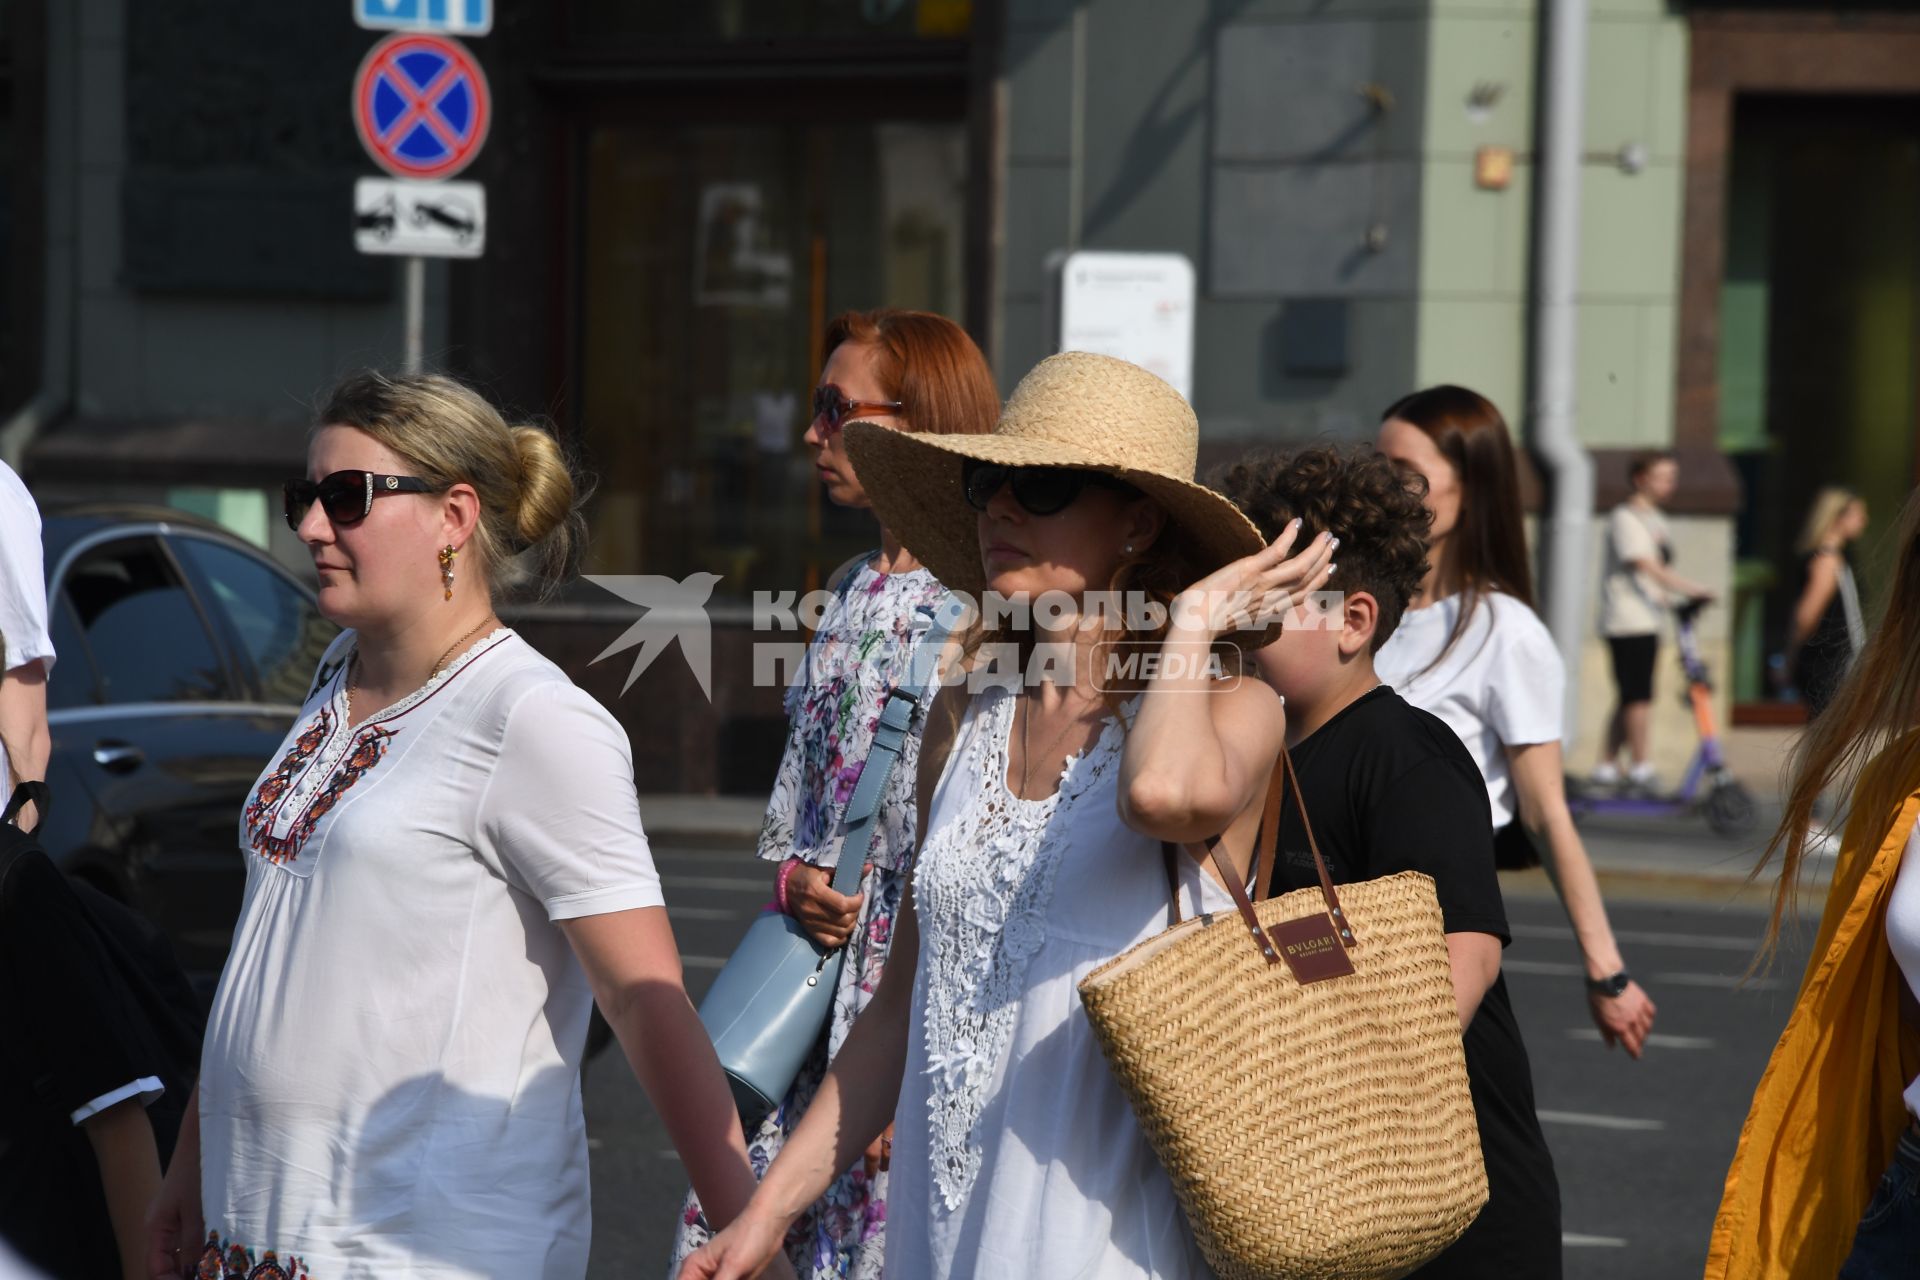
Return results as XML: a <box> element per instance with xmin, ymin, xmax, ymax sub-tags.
<box><xmin>403</xmin><ymin>255</ymin><xmax>425</xmax><ymax>373</ymax></box>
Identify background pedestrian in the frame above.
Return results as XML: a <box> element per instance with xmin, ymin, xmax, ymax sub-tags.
<box><xmin>670</xmin><ymin>310</ymin><xmax>998</xmax><ymax>1280</ymax></box>
<box><xmin>1359</xmin><ymin>387</ymin><xmax>1657</xmax><ymax>1057</ymax></box>
<box><xmin>1595</xmin><ymin>451</ymin><xmax>1714</xmax><ymax>791</ymax></box>
<box><xmin>1786</xmin><ymin>485</ymin><xmax>1869</xmax><ymax>717</ymax></box>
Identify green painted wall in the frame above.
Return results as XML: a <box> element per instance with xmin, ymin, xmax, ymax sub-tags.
<box><xmin>1415</xmin><ymin>0</ymin><xmax>1689</xmax><ymax>448</ymax></box>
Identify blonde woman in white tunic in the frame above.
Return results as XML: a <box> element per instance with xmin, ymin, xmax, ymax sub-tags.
<box><xmin>144</xmin><ymin>373</ymin><xmax>778</xmax><ymax>1280</ymax></box>
<box><xmin>680</xmin><ymin>352</ymin><xmax>1336</xmax><ymax>1280</ymax></box>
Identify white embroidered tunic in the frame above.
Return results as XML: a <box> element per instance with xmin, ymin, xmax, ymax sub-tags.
<box><xmin>198</xmin><ymin>629</ymin><xmax>663</xmax><ymax>1279</ymax></box>
<box><xmin>886</xmin><ymin>685</ymin><xmax>1230</xmax><ymax>1279</ymax></box>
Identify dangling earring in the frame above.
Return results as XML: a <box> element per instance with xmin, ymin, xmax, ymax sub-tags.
<box><xmin>1123</xmin><ymin>543</ymin><xmax>1135</xmax><ymax>555</ymax></box>
<box><xmin>439</xmin><ymin>545</ymin><xmax>458</xmax><ymax>601</ymax></box>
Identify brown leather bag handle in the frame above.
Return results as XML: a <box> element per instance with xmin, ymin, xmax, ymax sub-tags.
<box><xmin>1160</xmin><ymin>747</ymin><xmax>1355</xmax><ymax>967</ymax></box>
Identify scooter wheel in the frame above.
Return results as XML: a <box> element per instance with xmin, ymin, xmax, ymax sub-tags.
<box><xmin>1706</xmin><ymin>781</ymin><xmax>1757</xmax><ymax>837</ymax></box>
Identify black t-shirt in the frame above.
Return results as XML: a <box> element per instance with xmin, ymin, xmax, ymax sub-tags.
<box><xmin>1267</xmin><ymin>686</ymin><xmax>1562</xmax><ymax>1277</ymax></box>
<box><xmin>0</xmin><ymin>846</ymin><xmax>201</xmax><ymax>1279</ymax></box>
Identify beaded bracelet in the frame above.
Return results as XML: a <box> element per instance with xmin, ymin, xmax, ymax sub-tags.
<box><xmin>775</xmin><ymin>857</ymin><xmax>803</xmax><ymax>915</ymax></box>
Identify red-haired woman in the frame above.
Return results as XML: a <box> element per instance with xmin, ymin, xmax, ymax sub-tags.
<box><xmin>1708</xmin><ymin>486</ymin><xmax>1920</xmax><ymax>1277</ymax></box>
<box><xmin>669</xmin><ymin>310</ymin><xmax>999</xmax><ymax>1280</ymax></box>
<box><xmin>1373</xmin><ymin>386</ymin><xmax>1657</xmax><ymax>1057</ymax></box>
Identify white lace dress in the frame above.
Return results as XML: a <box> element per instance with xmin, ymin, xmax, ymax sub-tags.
<box><xmin>885</xmin><ymin>685</ymin><xmax>1230</xmax><ymax>1279</ymax></box>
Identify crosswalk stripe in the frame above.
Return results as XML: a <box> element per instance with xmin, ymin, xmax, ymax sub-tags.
<box><xmin>1563</xmin><ymin>1233</ymin><xmax>1629</xmax><ymax>1247</ymax></box>
<box><xmin>669</xmin><ymin>906</ymin><xmax>754</xmax><ymax>921</ymax></box>
<box><xmin>1565</xmin><ymin>1028</ymin><xmax>1717</xmax><ymax>1050</ymax></box>
<box><xmin>663</xmin><ymin>874</ymin><xmax>771</xmax><ymax>893</ymax></box>
<box><xmin>1502</xmin><ymin>958</ymin><xmax>1781</xmax><ymax>991</ymax></box>
<box><xmin>1537</xmin><ymin>1109</ymin><xmax>1665</xmax><ymax>1132</ymax></box>
<box><xmin>1511</xmin><ymin>922</ymin><xmax>1759</xmax><ymax>952</ymax></box>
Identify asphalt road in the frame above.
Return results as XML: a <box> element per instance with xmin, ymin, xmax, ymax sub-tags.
<box><xmin>586</xmin><ymin>845</ymin><xmax>1813</xmax><ymax>1279</ymax></box>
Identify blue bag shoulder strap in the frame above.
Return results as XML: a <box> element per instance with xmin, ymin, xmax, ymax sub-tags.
<box><xmin>828</xmin><ymin>592</ymin><xmax>964</xmax><ymax>898</ymax></box>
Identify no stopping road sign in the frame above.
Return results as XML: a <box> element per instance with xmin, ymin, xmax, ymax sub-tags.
<box><xmin>353</xmin><ymin>33</ymin><xmax>490</xmax><ymax>181</ymax></box>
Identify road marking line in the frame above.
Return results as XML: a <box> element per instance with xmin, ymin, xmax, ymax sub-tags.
<box><xmin>1653</xmin><ymin>971</ymin><xmax>1782</xmax><ymax>991</ymax></box>
<box><xmin>663</xmin><ymin>874</ymin><xmax>771</xmax><ymax>893</ymax></box>
<box><xmin>1565</xmin><ymin>1028</ymin><xmax>1717</xmax><ymax>1050</ymax></box>
<box><xmin>1562</xmin><ymin>1233</ymin><xmax>1629</xmax><ymax>1247</ymax></box>
<box><xmin>670</xmin><ymin>906</ymin><xmax>753</xmax><ymax>921</ymax></box>
<box><xmin>1502</xmin><ymin>959</ymin><xmax>1781</xmax><ymax>991</ymax></box>
<box><xmin>1537</xmin><ymin>1109</ymin><xmax>1665</xmax><ymax>1132</ymax></box>
<box><xmin>1511</xmin><ymin>922</ymin><xmax>1758</xmax><ymax>952</ymax></box>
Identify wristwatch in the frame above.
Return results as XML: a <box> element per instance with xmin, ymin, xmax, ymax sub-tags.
<box><xmin>1586</xmin><ymin>970</ymin><xmax>1631</xmax><ymax>998</ymax></box>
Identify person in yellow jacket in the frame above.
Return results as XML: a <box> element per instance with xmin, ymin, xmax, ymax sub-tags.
<box><xmin>1708</xmin><ymin>486</ymin><xmax>1920</xmax><ymax>1279</ymax></box>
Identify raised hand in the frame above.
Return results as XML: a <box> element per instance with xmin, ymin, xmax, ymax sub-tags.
<box><xmin>1171</xmin><ymin>519</ymin><xmax>1337</xmax><ymax>640</ymax></box>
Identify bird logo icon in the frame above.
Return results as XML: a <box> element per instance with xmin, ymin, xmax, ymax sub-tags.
<box><xmin>584</xmin><ymin>572</ymin><xmax>723</xmax><ymax>700</ymax></box>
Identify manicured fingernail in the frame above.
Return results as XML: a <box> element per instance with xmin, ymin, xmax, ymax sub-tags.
<box><xmin>1290</xmin><ymin>517</ymin><xmax>1302</xmax><ymax>529</ymax></box>
<box><xmin>1329</xmin><ymin>536</ymin><xmax>1341</xmax><ymax>550</ymax></box>
<box><xmin>1327</xmin><ymin>563</ymin><xmax>1338</xmax><ymax>577</ymax></box>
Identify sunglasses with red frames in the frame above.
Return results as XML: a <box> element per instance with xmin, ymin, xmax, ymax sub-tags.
<box><xmin>812</xmin><ymin>383</ymin><xmax>903</xmax><ymax>434</ymax></box>
<box><xmin>283</xmin><ymin>470</ymin><xmax>435</xmax><ymax>531</ymax></box>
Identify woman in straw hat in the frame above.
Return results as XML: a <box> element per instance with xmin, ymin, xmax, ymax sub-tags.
<box><xmin>679</xmin><ymin>352</ymin><xmax>1334</xmax><ymax>1280</ymax></box>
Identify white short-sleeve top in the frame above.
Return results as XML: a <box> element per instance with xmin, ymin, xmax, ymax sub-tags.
<box><xmin>0</xmin><ymin>461</ymin><xmax>54</xmax><ymax>812</ymax></box>
<box><xmin>885</xmin><ymin>685</ymin><xmax>1231</xmax><ymax>1279</ymax></box>
<box><xmin>1375</xmin><ymin>591</ymin><xmax>1565</xmax><ymax>829</ymax></box>
<box><xmin>199</xmin><ymin>628</ymin><xmax>663</xmax><ymax>1279</ymax></box>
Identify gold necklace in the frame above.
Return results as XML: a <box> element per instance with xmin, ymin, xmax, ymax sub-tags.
<box><xmin>1018</xmin><ymin>688</ymin><xmax>1100</xmax><ymax>798</ymax></box>
<box><xmin>345</xmin><ymin>616</ymin><xmax>499</xmax><ymax>724</ymax></box>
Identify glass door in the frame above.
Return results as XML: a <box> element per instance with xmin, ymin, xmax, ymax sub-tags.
<box><xmin>577</xmin><ymin>116</ymin><xmax>968</xmax><ymax>598</ymax></box>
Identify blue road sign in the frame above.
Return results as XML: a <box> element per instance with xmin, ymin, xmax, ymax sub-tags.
<box><xmin>355</xmin><ymin>0</ymin><xmax>492</xmax><ymax>37</ymax></box>
<box><xmin>353</xmin><ymin>33</ymin><xmax>491</xmax><ymax>180</ymax></box>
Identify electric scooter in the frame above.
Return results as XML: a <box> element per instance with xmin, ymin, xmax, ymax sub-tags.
<box><xmin>1568</xmin><ymin>599</ymin><xmax>1758</xmax><ymax>838</ymax></box>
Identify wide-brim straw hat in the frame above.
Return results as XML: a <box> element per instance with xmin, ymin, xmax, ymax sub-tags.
<box><xmin>844</xmin><ymin>351</ymin><xmax>1266</xmax><ymax>601</ymax></box>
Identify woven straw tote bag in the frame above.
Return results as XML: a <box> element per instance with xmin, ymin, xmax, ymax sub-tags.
<box><xmin>1078</xmin><ymin>751</ymin><xmax>1488</xmax><ymax>1279</ymax></box>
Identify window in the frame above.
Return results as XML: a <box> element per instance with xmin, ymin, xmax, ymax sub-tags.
<box><xmin>579</xmin><ymin>118</ymin><xmax>969</xmax><ymax>598</ymax></box>
<box><xmin>58</xmin><ymin>538</ymin><xmax>232</xmax><ymax>705</ymax></box>
<box><xmin>171</xmin><ymin>535</ymin><xmax>336</xmax><ymax>707</ymax></box>
<box><xmin>44</xmin><ymin>594</ymin><xmax>99</xmax><ymax>711</ymax></box>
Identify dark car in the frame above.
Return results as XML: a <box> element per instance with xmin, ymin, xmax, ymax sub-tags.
<box><xmin>37</xmin><ymin>505</ymin><xmax>335</xmax><ymax>994</ymax></box>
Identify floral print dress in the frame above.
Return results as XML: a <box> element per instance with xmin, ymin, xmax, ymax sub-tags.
<box><xmin>669</xmin><ymin>556</ymin><xmax>949</xmax><ymax>1280</ymax></box>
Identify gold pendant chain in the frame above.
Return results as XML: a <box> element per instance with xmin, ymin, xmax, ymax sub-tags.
<box><xmin>345</xmin><ymin>615</ymin><xmax>500</xmax><ymax>725</ymax></box>
<box><xmin>1017</xmin><ymin>688</ymin><xmax>1100</xmax><ymax>798</ymax></box>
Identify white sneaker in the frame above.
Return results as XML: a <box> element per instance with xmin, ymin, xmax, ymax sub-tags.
<box><xmin>1591</xmin><ymin>761</ymin><xmax>1622</xmax><ymax>788</ymax></box>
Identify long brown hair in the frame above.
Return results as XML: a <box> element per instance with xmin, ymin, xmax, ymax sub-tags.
<box><xmin>824</xmin><ymin>309</ymin><xmax>999</xmax><ymax>438</ymax></box>
<box><xmin>1759</xmin><ymin>485</ymin><xmax>1920</xmax><ymax>957</ymax></box>
<box><xmin>1380</xmin><ymin>385</ymin><xmax>1535</xmax><ymax>671</ymax></box>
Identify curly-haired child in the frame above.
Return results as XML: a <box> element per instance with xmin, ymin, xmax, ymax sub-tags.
<box><xmin>1213</xmin><ymin>444</ymin><xmax>1563</xmax><ymax>1278</ymax></box>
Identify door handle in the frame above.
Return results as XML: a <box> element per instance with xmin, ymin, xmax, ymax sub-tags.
<box><xmin>91</xmin><ymin>742</ymin><xmax>146</xmax><ymax>773</ymax></box>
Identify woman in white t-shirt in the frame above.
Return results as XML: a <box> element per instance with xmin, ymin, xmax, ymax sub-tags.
<box><xmin>1596</xmin><ymin>453</ymin><xmax>1714</xmax><ymax>790</ymax></box>
<box><xmin>1373</xmin><ymin>385</ymin><xmax>1657</xmax><ymax>1058</ymax></box>
<box><xmin>144</xmin><ymin>373</ymin><xmax>776</xmax><ymax>1280</ymax></box>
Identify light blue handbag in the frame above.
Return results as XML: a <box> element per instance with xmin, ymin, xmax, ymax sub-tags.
<box><xmin>698</xmin><ymin>593</ymin><xmax>962</xmax><ymax>1126</ymax></box>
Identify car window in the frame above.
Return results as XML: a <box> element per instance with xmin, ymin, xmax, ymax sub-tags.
<box><xmin>170</xmin><ymin>535</ymin><xmax>336</xmax><ymax>706</ymax></box>
<box><xmin>59</xmin><ymin>537</ymin><xmax>233</xmax><ymax>705</ymax></box>
<box><xmin>44</xmin><ymin>592</ymin><xmax>100</xmax><ymax>710</ymax></box>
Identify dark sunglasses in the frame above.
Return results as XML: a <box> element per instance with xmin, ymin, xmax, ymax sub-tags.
<box><xmin>283</xmin><ymin>470</ymin><xmax>435</xmax><ymax>531</ymax></box>
<box><xmin>961</xmin><ymin>460</ymin><xmax>1139</xmax><ymax>517</ymax></box>
<box><xmin>812</xmin><ymin>383</ymin><xmax>903</xmax><ymax>434</ymax></box>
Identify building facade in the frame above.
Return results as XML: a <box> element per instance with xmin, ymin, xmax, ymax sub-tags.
<box><xmin>9</xmin><ymin>0</ymin><xmax>1917</xmax><ymax>790</ymax></box>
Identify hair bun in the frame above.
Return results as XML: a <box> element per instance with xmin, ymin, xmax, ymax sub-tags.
<box><xmin>509</xmin><ymin>425</ymin><xmax>574</xmax><ymax>549</ymax></box>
